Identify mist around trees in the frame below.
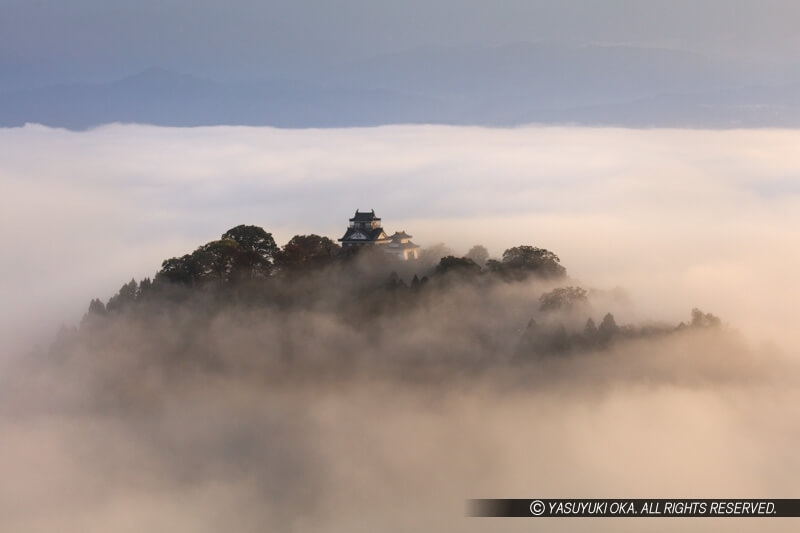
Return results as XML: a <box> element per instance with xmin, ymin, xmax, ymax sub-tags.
<box><xmin>6</xmin><ymin>223</ymin><xmax>782</xmax><ymax>533</ymax></box>
<box><xmin>54</xmin><ymin>224</ymin><xmax>725</xmax><ymax>376</ymax></box>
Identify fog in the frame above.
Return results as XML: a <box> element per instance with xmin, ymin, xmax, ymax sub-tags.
<box><xmin>1</xmin><ymin>124</ymin><xmax>799</xmax><ymax>531</ymax></box>
<box><xmin>2</xmin><ymin>124</ymin><xmax>799</xmax><ymax>351</ymax></box>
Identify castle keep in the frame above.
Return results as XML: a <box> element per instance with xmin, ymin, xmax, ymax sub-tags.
<box><xmin>338</xmin><ymin>210</ymin><xmax>420</xmax><ymax>260</ymax></box>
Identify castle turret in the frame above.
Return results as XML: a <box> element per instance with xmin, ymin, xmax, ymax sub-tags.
<box><xmin>385</xmin><ymin>231</ymin><xmax>420</xmax><ymax>260</ymax></box>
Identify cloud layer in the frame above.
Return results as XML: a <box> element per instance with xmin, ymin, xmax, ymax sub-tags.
<box><xmin>1</xmin><ymin>124</ymin><xmax>800</xmax><ymax>532</ymax></box>
<box><xmin>2</xmin><ymin>124</ymin><xmax>799</xmax><ymax>351</ymax></box>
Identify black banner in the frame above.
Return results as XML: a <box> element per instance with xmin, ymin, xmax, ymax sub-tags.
<box><xmin>468</xmin><ymin>499</ymin><xmax>800</xmax><ymax>518</ymax></box>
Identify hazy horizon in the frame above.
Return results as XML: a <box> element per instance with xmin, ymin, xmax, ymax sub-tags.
<box><xmin>3</xmin><ymin>1</ymin><xmax>800</xmax><ymax>128</ymax></box>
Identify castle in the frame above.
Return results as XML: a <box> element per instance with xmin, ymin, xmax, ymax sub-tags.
<box><xmin>338</xmin><ymin>210</ymin><xmax>420</xmax><ymax>260</ymax></box>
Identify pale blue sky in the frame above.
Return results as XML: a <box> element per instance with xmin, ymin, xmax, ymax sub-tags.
<box><xmin>2</xmin><ymin>0</ymin><xmax>799</xmax><ymax>86</ymax></box>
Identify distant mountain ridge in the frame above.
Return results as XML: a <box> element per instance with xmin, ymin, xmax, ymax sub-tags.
<box><xmin>0</xmin><ymin>67</ymin><xmax>444</xmax><ymax>129</ymax></box>
<box><xmin>2</xmin><ymin>43</ymin><xmax>799</xmax><ymax>129</ymax></box>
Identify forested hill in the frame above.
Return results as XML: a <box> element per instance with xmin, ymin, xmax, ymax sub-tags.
<box><xmin>51</xmin><ymin>224</ymin><xmax>726</xmax><ymax>374</ymax></box>
<box><xmin>86</xmin><ymin>223</ymin><xmax>568</xmax><ymax>317</ymax></box>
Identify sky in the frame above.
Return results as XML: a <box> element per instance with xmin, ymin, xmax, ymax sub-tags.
<box><xmin>2</xmin><ymin>0</ymin><xmax>800</xmax><ymax>86</ymax></box>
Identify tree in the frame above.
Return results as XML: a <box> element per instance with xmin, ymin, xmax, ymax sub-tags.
<box><xmin>690</xmin><ymin>308</ymin><xmax>721</xmax><ymax>328</ymax></box>
<box><xmin>491</xmin><ymin>245</ymin><xmax>566</xmax><ymax>279</ymax></box>
<box><xmin>155</xmin><ymin>228</ymin><xmax>279</xmax><ymax>286</ymax></box>
<box><xmin>539</xmin><ymin>286</ymin><xmax>588</xmax><ymax>312</ymax></box>
<box><xmin>597</xmin><ymin>312</ymin><xmax>619</xmax><ymax>345</ymax></box>
<box><xmin>106</xmin><ymin>279</ymin><xmax>138</xmax><ymax>312</ymax></box>
<box><xmin>583</xmin><ymin>317</ymin><xmax>597</xmax><ymax>337</ymax></box>
<box><xmin>221</xmin><ymin>225</ymin><xmax>280</xmax><ymax>279</ymax></box>
<box><xmin>192</xmin><ymin>239</ymin><xmax>242</xmax><ymax>282</ymax></box>
<box><xmin>137</xmin><ymin>277</ymin><xmax>153</xmax><ymax>299</ymax></box>
<box><xmin>434</xmin><ymin>255</ymin><xmax>481</xmax><ymax>277</ymax></box>
<box><xmin>274</xmin><ymin>234</ymin><xmax>340</xmax><ymax>273</ymax></box>
<box><xmin>156</xmin><ymin>254</ymin><xmax>202</xmax><ymax>285</ymax></box>
<box><xmin>221</xmin><ymin>225</ymin><xmax>279</xmax><ymax>264</ymax></box>
<box><xmin>465</xmin><ymin>245</ymin><xmax>489</xmax><ymax>266</ymax></box>
<box><xmin>87</xmin><ymin>298</ymin><xmax>106</xmax><ymax>316</ymax></box>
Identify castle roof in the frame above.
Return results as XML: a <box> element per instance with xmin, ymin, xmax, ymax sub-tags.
<box><xmin>339</xmin><ymin>226</ymin><xmax>389</xmax><ymax>242</ymax></box>
<box><xmin>350</xmin><ymin>209</ymin><xmax>380</xmax><ymax>222</ymax></box>
<box><xmin>387</xmin><ymin>230</ymin><xmax>419</xmax><ymax>249</ymax></box>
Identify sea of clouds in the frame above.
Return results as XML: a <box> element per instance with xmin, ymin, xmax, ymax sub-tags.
<box><xmin>2</xmin><ymin>124</ymin><xmax>798</xmax><ymax>351</ymax></box>
<box><xmin>0</xmin><ymin>124</ymin><xmax>799</xmax><ymax>532</ymax></box>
